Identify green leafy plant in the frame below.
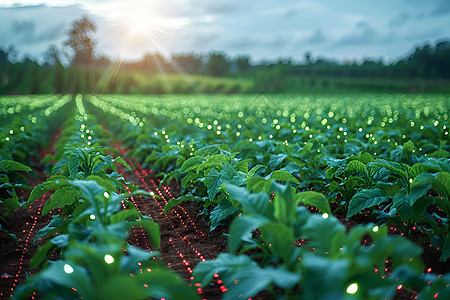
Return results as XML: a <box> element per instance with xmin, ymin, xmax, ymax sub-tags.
<box><xmin>0</xmin><ymin>160</ymin><xmax>32</xmax><ymax>244</ymax></box>
<box><xmin>30</xmin><ymin>179</ymin><xmax>160</xmax><ymax>268</ymax></box>
<box><xmin>15</xmin><ymin>231</ymin><xmax>198</xmax><ymax>300</ymax></box>
<box><xmin>194</xmin><ymin>183</ymin><xmax>437</xmax><ymax>300</ymax></box>
<box><xmin>162</xmin><ymin>148</ymin><xmax>252</xmax><ymax>230</ymax></box>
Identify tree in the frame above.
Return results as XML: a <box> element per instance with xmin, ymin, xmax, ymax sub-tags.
<box><xmin>235</xmin><ymin>55</ymin><xmax>251</xmax><ymax>72</ymax></box>
<box><xmin>206</xmin><ymin>52</ymin><xmax>230</xmax><ymax>76</ymax></box>
<box><xmin>44</xmin><ymin>44</ymin><xmax>60</xmax><ymax>66</ymax></box>
<box><xmin>65</xmin><ymin>16</ymin><xmax>97</xmax><ymax>66</ymax></box>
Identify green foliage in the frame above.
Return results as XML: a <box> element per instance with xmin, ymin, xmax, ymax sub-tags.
<box><xmin>0</xmin><ymin>159</ymin><xmax>32</xmax><ymax>244</ymax></box>
<box><xmin>4</xmin><ymin>93</ymin><xmax>450</xmax><ymax>299</ymax></box>
<box><xmin>194</xmin><ymin>184</ymin><xmax>434</xmax><ymax>300</ymax></box>
<box><xmin>15</xmin><ymin>235</ymin><xmax>198</xmax><ymax>300</ymax></box>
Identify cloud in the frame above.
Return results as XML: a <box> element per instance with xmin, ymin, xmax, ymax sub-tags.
<box><xmin>11</xmin><ymin>19</ymin><xmax>35</xmax><ymax>34</ymax></box>
<box><xmin>334</xmin><ymin>21</ymin><xmax>378</xmax><ymax>46</ymax></box>
<box><xmin>264</xmin><ymin>35</ymin><xmax>289</xmax><ymax>48</ymax></box>
<box><xmin>430</xmin><ymin>1</ymin><xmax>450</xmax><ymax>16</ymax></box>
<box><xmin>388</xmin><ymin>13</ymin><xmax>409</xmax><ymax>28</ymax></box>
<box><xmin>226</xmin><ymin>36</ymin><xmax>258</xmax><ymax>49</ymax></box>
<box><xmin>191</xmin><ymin>32</ymin><xmax>219</xmax><ymax>48</ymax></box>
<box><xmin>307</xmin><ymin>29</ymin><xmax>326</xmax><ymax>44</ymax></box>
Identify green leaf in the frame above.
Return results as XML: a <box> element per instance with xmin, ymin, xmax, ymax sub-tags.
<box><xmin>111</xmin><ymin>203</ymin><xmax>141</xmax><ymax>224</ymax></box>
<box><xmin>295</xmin><ymin>191</ymin><xmax>331</xmax><ymax>214</ymax></box>
<box><xmin>34</xmin><ymin>217</ymin><xmax>66</xmax><ymax>242</ymax></box>
<box><xmin>403</xmin><ymin>140</ymin><xmax>415</xmax><ymax>152</ymax></box>
<box><xmin>301</xmin><ymin>255</ymin><xmax>350</xmax><ymax>299</ymax></box>
<box><xmin>427</xmin><ymin>150</ymin><xmax>450</xmax><ymax>158</ymax></box>
<box><xmin>267</xmin><ymin>170</ymin><xmax>300</xmax><ymax>184</ymax></box>
<box><xmin>68</xmin><ymin>153</ymin><xmax>80</xmax><ymax>178</ymax></box>
<box><xmin>70</xmin><ymin>180</ymin><xmax>105</xmax><ymax>204</ymax></box>
<box><xmin>29</xmin><ymin>241</ymin><xmax>58</xmax><ymax>268</ymax></box>
<box><xmin>302</xmin><ymin>214</ymin><xmax>345</xmax><ymax>254</ymax></box>
<box><xmin>390</xmin><ymin>147</ymin><xmax>403</xmax><ymax>162</ymax></box>
<box><xmin>273</xmin><ymin>185</ymin><xmax>296</xmax><ymax>224</ymax></box>
<box><xmin>409</xmin><ymin>163</ymin><xmax>440</xmax><ymax>179</ymax></box>
<box><xmin>194</xmin><ymin>253</ymin><xmax>256</xmax><ymax>288</ymax></box>
<box><xmin>346</xmin><ymin>160</ymin><xmax>366</xmax><ymax>174</ymax></box>
<box><xmin>409</xmin><ymin>173</ymin><xmax>433</xmax><ymax>205</ymax></box>
<box><xmin>246</xmin><ymin>176</ymin><xmax>268</xmax><ymax>192</ymax></box>
<box><xmin>223</xmin><ymin>265</ymin><xmax>300</xmax><ymax>300</ymax></box>
<box><xmin>51</xmin><ymin>157</ymin><xmax>69</xmax><ymax>175</ymax></box>
<box><xmin>259</xmin><ymin>222</ymin><xmax>296</xmax><ymax>264</ymax></box>
<box><xmin>299</xmin><ymin>142</ymin><xmax>313</xmax><ymax>155</ymax></box>
<box><xmin>411</xmin><ymin>196</ymin><xmax>433</xmax><ymax>221</ymax></box>
<box><xmin>0</xmin><ymin>160</ymin><xmax>31</xmax><ymax>172</ymax></box>
<box><xmin>347</xmin><ymin>188</ymin><xmax>389</xmax><ymax>218</ymax></box>
<box><xmin>374</xmin><ymin>159</ymin><xmax>407</xmax><ymax>179</ymax></box>
<box><xmin>180</xmin><ymin>156</ymin><xmax>206</xmax><ymax>172</ymax></box>
<box><xmin>28</xmin><ymin>176</ymin><xmax>70</xmax><ymax>204</ymax></box>
<box><xmin>209</xmin><ymin>199</ymin><xmax>238</xmax><ymax>231</ymax></box>
<box><xmin>92</xmin><ymin>162</ymin><xmax>108</xmax><ymax>174</ymax></box>
<box><xmin>113</xmin><ymin>156</ymin><xmax>131</xmax><ymax>170</ymax></box>
<box><xmin>393</xmin><ymin>190</ymin><xmax>412</xmax><ymax>222</ymax></box>
<box><xmin>85</xmin><ymin>175</ymin><xmax>116</xmax><ymax>193</ymax></box>
<box><xmin>229</xmin><ymin>215</ymin><xmax>270</xmax><ymax>253</ymax></box>
<box><xmin>205</xmin><ymin>168</ymin><xmax>221</xmax><ymax>201</ymax></box>
<box><xmin>269</xmin><ymin>153</ymin><xmax>288</xmax><ymax>169</ymax></box>
<box><xmin>434</xmin><ymin>172</ymin><xmax>450</xmax><ymax>201</ymax></box>
<box><xmin>3</xmin><ymin>193</ymin><xmax>20</xmax><ymax>212</ymax></box>
<box><xmin>162</xmin><ymin>195</ymin><xmax>198</xmax><ymax>213</ymax></box>
<box><xmin>226</xmin><ymin>184</ymin><xmax>273</xmax><ymax>217</ymax></box>
<box><xmin>440</xmin><ymin>234</ymin><xmax>450</xmax><ymax>261</ymax></box>
<box><xmin>235</xmin><ymin>160</ymin><xmax>249</xmax><ymax>173</ymax></box>
<box><xmin>41</xmin><ymin>154</ymin><xmax>55</xmax><ymax>164</ymax></box>
<box><xmin>357</xmin><ymin>152</ymin><xmax>375</xmax><ymax>164</ymax></box>
<box><xmin>133</xmin><ymin>216</ymin><xmax>160</xmax><ymax>249</ymax></box>
<box><xmin>50</xmin><ymin>234</ymin><xmax>69</xmax><ymax>247</ymax></box>
<box><xmin>42</xmin><ymin>186</ymin><xmax>79</xmax><ymax>215</ymax></box>
<box><xmin>220</xmin><ymin>163</ymin><xmax>238</xmax><ymax>182</ymax></box>
<box><xmin>181</xmin><ymin>172</ymin><xmax>200</xmax><ymax>187</ymax></box>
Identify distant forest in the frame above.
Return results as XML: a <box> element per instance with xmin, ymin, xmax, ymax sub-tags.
<box><xmin>1</xmin><ymin>17</ymin><xmax>449</xmax><ymax>94</ymax></box>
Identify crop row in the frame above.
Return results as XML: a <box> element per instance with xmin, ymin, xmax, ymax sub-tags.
<box><xmin>84</xmin><ymin>94</ymin><xmax>450</xmax><ymax>299</ymax></box>
<box><xmin>3</xmin><ymin>96</ymin><xmax>201</xmax><ymax>299</ymax></box>
<box><xmin>1</xmin><ymin>94</ymin><xmax>449</xmax><ymax>299</ymax></box>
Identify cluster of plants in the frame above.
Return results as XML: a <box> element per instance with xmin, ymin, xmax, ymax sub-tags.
<box><xmin>194</xmin><ymin>183</ymin><xmax>449</xmax><ymax>299</ymax></box>
<box><xmin>0</xmin><ymin>160</ymin><xmax>32</xmax><ymax>244</ymax></box>
<box><xmin>1</xmin><ymin>95</ymin><xmax>71</xmax><ymax>247</ymax></box>
<box><xmin>12</xmin><ymin>97</ymin><xmax>198</xmax><ymax>299</ymax></box>
<box><xmin>85</xmin><ymin>93</ymin><xmax>449</xmax><ymax>298</ymax></box>
<box><xmin>0</xmin><ymin>94</ymin><xmax>71</xmax><ymax>163</ymax></box>
<box><xmin>1</xmin><ymin>93</ymin><xmax>449</xmax><ymax>299</ymax></box>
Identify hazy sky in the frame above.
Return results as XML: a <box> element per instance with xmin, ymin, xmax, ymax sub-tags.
<box><xmin>0</xmin><ymin>0</ymin><xmax>449</xmax><ymax>63</ymax></box>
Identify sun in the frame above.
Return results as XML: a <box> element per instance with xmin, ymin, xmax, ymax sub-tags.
<box><xmin>126</xmin><ymin>10</ymin><xmax>155</xmax><ymax>35</ymax></box>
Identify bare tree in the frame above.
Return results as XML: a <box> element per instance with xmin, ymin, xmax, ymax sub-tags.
<box><xmin>65</xmin><ymin>16</ymin><xmax>97</xmax><ymax>66</ymax></box>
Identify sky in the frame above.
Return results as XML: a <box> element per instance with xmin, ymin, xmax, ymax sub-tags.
<box><xmin>0</xmin><ymin>0</ymin><xmax>449</xmax><ymax>64</ymax></box>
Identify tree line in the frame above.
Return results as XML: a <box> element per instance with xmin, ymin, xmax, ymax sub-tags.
<box><xmin>1</xmin><ymin>16</ymin><xmax>449</xmax><ymax>94</ymax></box>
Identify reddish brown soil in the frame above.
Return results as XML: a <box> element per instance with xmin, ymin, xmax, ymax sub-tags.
<box><xmin>121</xmin><ymin>166</ymin><xmax>228</xmax><ymax>299</ymax></box>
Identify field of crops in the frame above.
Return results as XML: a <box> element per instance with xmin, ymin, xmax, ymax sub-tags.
<box><xmin>1</xmin><ymin>93</ymin><xmax>449</xmax><ymax>299</ymax></box>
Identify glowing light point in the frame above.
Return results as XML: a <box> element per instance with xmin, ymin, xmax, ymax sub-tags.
<box><xmin>372</xmin><ymin>226</ymin><xmax>379</xmax><ymax>232</ymax></box>
<box><xmin>64</xmin><ymin>264</ymin><xmax>74</xmax><ymax>274</ymax></box>
<box><xmin>104</xmin><ymin>254</ymin><xmax>114</xmax><ymax>264</ymax></box>
<box><xmin>103</xmin><ymin>192</ymin><xmax>110</xmax><ymax>198</ymax></box>
<box><xmin>90</xmin><ymin>214</ymin><xmax>96</xmax><ymax>220</ymax></box>
<box><xmin>322</xmin><ymin>213</ymin><xmax>329</xmax><ymax>219</ymax></box>
<box><xmin>346</xmin><ymin>283</ymin><xmax>358</xmax><ymax>294</ymax></box>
